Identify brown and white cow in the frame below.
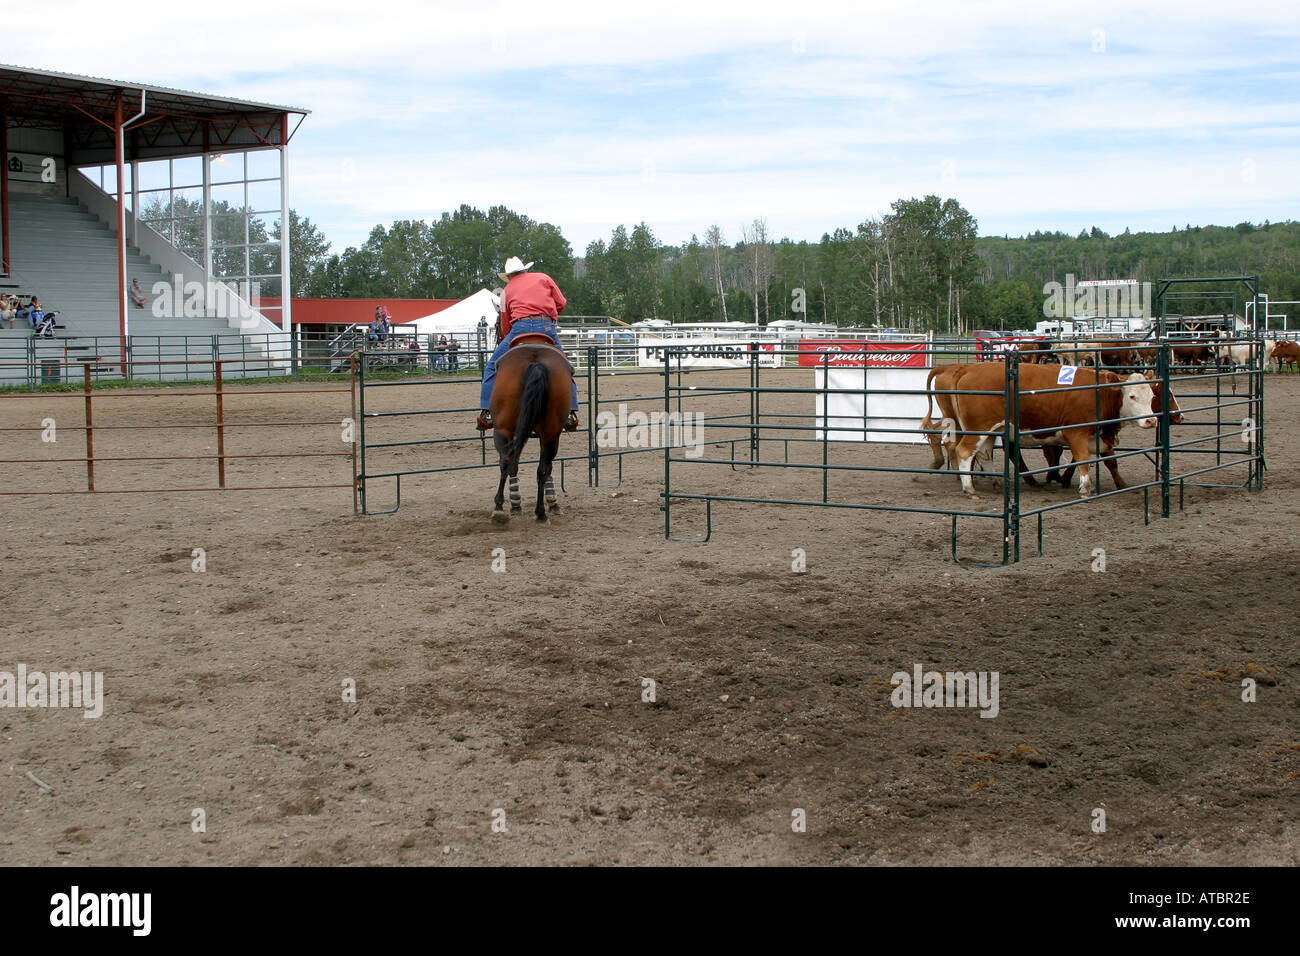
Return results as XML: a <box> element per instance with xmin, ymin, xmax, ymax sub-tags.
<box><xmin>922</xmin><ymin>362</ymin><xmax>1057</xmax><ymax>483</ymax></box>
<box><xmin>1037</xmin><ymin>380</ymin><xmax>1183</xmax><ymax>487</ymax></box>
<box><xmin>946</xmin><ymin>363</ymin><xmax>1159</xmax><ymax>497</ymax></box>
<box><xmin>923</xmin><ymin>362</ymin><xmax>1180</xmax><ymax>488</ymax></box>
<box><xmin>1172</xmin><ymin>342</ymin><xmax>1215</xmax><ymax>367</ymax></box>
<box><xmin>920</xmin><ymin>363</ymin><xmax>972</xmax><ymax>470</ymax></box>
<box><xmin>1274</xmin><ymin>340</ymin><xmax>1300</xmax><ymax>373</ymax></box>
<box><xmin>1070</xmin><ymin>340</ymin><xmax>1137</xmax><ymax>368</ymax></box>
<box><xmin>1014</xmin><ymin>339</ymin><xmax>1055</xmax><ymax>364</ymax></box>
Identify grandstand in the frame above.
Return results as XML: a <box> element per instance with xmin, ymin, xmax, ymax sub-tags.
<box><xmin>1</xmin><ymin>64</ymin><xmax>308</xmax><ymax>383</ymax></box>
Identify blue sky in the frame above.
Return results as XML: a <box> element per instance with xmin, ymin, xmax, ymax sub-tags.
<box><xmin>11</xmin><ymin>0</ymin><xmax>1300</xmax><ymax>256</ymax></box>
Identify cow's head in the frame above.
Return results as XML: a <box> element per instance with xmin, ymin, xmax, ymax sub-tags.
<box><xmin>1115</xmin><ymin>372</ymin><xmax>1158</xmax><ymax>428</ymax></box>
<box><xmin>1143</xmin><ymin>371</ymin><xmax>1184</xmax><ymax>424</ymax></box>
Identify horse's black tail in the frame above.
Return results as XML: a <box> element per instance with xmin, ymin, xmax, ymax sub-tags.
<box><xmin>509</xmin><ymin>361</ymin><xmax>550</xmax><ymax>464</ymax></box>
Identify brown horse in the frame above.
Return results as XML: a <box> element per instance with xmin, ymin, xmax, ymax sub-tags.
<box><xmin>489</xmin><ymin>334</ymin><xmax>573</xmax><ymax>523</ymax></box>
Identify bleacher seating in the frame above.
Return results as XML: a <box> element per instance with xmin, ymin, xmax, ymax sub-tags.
<box><xmin>2</xmin><ymin>192</ymin><xmax>280</xmax><ymax>381</ymax></box>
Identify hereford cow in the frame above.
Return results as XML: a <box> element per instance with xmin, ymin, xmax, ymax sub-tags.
<box><xmin>922</xmin><ymin>362</ymin><xmax>1060</xmax><ymax>484</ymax></box>
<box><xmin>1071</xmin><ymin>340</ymin><xmax>1137</xmax><ymax>368</ymax></box>
<box><xmin>1014</xmin><ymin>339</ymin><xmax>1055</xmax><ymax>364</ymax></box>
<box><xmin>920</xmin><ymin>364</ymin><xmax>968</xmax><ymax>471</ymax></box>
<box><xmin>1036</xmin><ymin>381</ymin><xmax>1183</xmax><ymax>487</ymax></box>
<box><xmin>1172</xmin><ymin>343</ymin><xmax>1214</xmax><ymax>367</ymax></box>
<box><xmin>921</xmin><ymin>361</ymin><xmax>1040</xmax><ymax>473</ymax></box>
<box><xmin>1274</xmin><ymin>340</ymin><xmax>1300</xmax><ymax>373</ymax></box>
<box><xmin>922</xmin><ymin>362</ymin><xmax>1180</xmax><ymax>488</ymax></box>
<box><xmin>946</xmin><ymin>363</ymin><xmax>1159</xmax><ymax>497</ymax></box>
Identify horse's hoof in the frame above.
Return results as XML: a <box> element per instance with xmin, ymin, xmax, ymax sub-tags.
<box><xmin>491</xmin><ymin>509</ymin><xmax>508</xmax><ymax>524</ymax></box>
<box><xmin>510</xmin><ymin>506</ymin><xmax>521</xmax><ymax>514</ymax></box>
<box><xmin>536</xmin><ymin>514</ymin><xmax>549</xmax><ymax>524</ymax></box>
<box><xmin>548</xmin><ymin>505</ymin><xmax>560</xmax><ymax>514</ymax></box>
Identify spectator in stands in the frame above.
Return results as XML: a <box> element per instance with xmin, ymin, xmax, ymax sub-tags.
<box><xmin>0</xmin><ymin>294</ymin><xmax>16</xmax><ymax>329</ymax></box>
<box><xmin>20</xmin><ymin>296</ymin><xmax>50</xmax><ymax>335</ymax></box>
<box><xmin>129</xmin><ymin>277</ymin><xmax>148</xmax><ymax>309</ymax></box>
<box><xmin>447</xmin><ymin>335</ymin><xmax>461</xmax><ymax>371</ymax></box>
<box><xmin>29</xmin><ymin>297</ymin><xmax>56</xmax><ymax>337</ymax></box>
<box><xmin>432</xmin><ymin>334</ymin><xmax>448</xmax><ymax>371</ymax></box>
<box><xmin>367</xmin><ymin>317</ymin><xmax>382</xmax><ymax>346</ymax></box>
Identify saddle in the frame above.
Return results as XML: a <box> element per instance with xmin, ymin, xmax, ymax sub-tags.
<box><xmin>509</xmin><ymin>333</ymin><xmax>573</xmax><ymax>372</ymax></box>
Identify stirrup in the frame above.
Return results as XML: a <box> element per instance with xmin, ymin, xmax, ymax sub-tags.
<box><xmin>476</xmin><ymin>410</ymin><xmax>493</xmax><ymax>431</ymax></box>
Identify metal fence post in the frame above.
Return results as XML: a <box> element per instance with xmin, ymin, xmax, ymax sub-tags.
<box><xmin>1158</xmin><ymin>344</ymin><xmax>1171</xmax><ymax>517</ymax></box>
<box><xmin>587</xmin><ymin>345</ymin><xmax>598</xmax><ymax>486</ymax></box>
<box><xmin>1251</xmin><ymin>278</ymin><xmax>1264</xmax><ymax>490</ymax></box>
<box><xmin>350</xmin><ymin>352</ymin><xmax>359</xmax><ymax>514</ymax></box>
<box><xmin>1010</xmin><ymin>354</ymin><xmax>1021</xmax><ymax>563</ymax></box>
<box><xmin>661</xmin><ymin>346</ymin><xmax>671</xmax><ymax>538</ymax></box>
<box><xmin>83</xmin><ymin>362</ymin><xmax>95</xmax><ymax>491</ymax></box>
<box><xmin>214</xmin><ymin>360</ymin><xmax>226</xmax><ymax>489</ymax></box>
<box><xmin>821</xmin><ymin>351</ymin><xmax>830</xmax><ymax>503</ymax></box>
<box><xmin>357</xmin><ymin>351</ymin><xmax>368</xmax><ymax>514</ymax></box>
<box><xmin>750</xmin><ymin>345</ymin><xmax>760</xmax><ymax>464</ymax></box>
<box><xmin>1003</xmin><ymin>355</ymin><xmax>1019</xmax><ymax>564</ymax></box>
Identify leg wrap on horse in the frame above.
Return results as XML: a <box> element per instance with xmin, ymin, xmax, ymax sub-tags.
<box><xmin>508</xmin><ymin>475</ymin><xmax>521</xmax><ymax>510</ymax></box>
<box><xmin>544</xmin><ymin>475</ymin><xmax>557</xmax><ymax>509</ymax></box>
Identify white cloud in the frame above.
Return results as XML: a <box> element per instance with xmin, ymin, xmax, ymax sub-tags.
<box><xmin>8</xmin><ymin>0</ymin><xmax>1297</xmax><ymax>252</ymax></box>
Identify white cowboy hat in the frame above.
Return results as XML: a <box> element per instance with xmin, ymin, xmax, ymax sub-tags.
<box><xmin>498</xmin><ymin>256</ymin><xmax>534</xmax><ymax>280</ymax></box>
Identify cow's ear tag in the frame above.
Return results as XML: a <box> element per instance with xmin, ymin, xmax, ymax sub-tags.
<box><xmin>1057</xmin><ymin>365</ymin><xmax>1077</xmax><ymax>385</ymax></box>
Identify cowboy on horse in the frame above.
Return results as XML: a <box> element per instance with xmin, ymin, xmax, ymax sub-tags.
<box><xmin>477</xmin><ymin>256</ymin><xmax>579</xmax><ymax>432</ymax></box>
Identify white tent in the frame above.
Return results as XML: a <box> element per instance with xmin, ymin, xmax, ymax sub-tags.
<box><xmin>405</xmin><ymin>288</ymin><xmax>500</xmax><ymax>340</ymax></box>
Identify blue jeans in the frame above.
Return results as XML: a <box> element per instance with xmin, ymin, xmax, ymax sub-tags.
<box><xmin>480</xmin><ymin>318</ymin><xmax>578</xmax><ymax>411</ymax></box>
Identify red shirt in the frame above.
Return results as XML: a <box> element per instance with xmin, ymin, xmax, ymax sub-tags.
<box><xmin>499</xmin><ymin>271</ymin><xmax>566</xmax><ymax>336</ymax></box>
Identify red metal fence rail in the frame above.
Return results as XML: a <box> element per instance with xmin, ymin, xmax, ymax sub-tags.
<box><xmin>0</xmin><ymin>359</ymin><xmax>355</xmax><ymax>501</ymax></box>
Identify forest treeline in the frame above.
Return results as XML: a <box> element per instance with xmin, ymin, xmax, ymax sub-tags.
<box><xmin>279</xmin><ymin>197</ymin><xmax>1300</xmax><ymax>331</ymax></box>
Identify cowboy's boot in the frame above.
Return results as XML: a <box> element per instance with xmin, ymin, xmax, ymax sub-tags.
<box><xmin>564</xmin><ymin>411</ymin><xmax>579</xmax><ymax>432</ymax></box>
<box><xmin>477</xmin><ymin>409</ymin><xmax>493</xmax><ymax>430</ymax></box>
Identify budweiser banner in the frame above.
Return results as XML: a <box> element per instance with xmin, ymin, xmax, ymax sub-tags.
<box><xmin>638</xmin><ymin>338</ymin><xmax>780</xmax><ymax>369</ymax></box>
<box><xmin>798</xmin><ymin>339</ymin><xmax>928</xmax><ymax>368</ymax></box>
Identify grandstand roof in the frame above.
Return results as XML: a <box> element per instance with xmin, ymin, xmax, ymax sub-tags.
<box><xmin>0</xmin><ymin>63</ymin><xmax>308</xmax><ymax>166</ymax></box>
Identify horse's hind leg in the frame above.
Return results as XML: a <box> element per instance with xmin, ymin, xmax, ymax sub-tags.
<box><xmin>537</xmin><ymin>435</ymin><xmax>559</xmax><ymax>522</ymax></box>
<box><xmin>545</xmin><ymin>471</ymin><xmax>559</xmax><ymax>514</ymax></box>
<box><xmin>508</xmin><ymin>452</ymin><xmax>522</xmax><ymax>514</ymax></box>
<box><xmin>492</xmin><ymin>431</ymin><xmax>510</xmax><ymax>523</ymax></box>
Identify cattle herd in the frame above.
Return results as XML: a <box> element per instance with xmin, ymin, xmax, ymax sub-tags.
<box><xmin>1009</xmin><ymin>332</ymin><xmax>1297</xmax><ymax>373</ymax></box>
<box><xmin>913</xmin><ymin>330</ymin><xmax>1294</xmax><ymax>499</ymax></box>
<box><xmin>921</xmin><ymin>362</ymin><xmax>1181</xmax><ymax>500</ymax></box>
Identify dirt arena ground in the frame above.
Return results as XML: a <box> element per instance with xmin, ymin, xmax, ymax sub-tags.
<box><xmin>1</xmin><ymin>363</ymin><xmax>1297</xmax><ymax>866</ymax></box>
